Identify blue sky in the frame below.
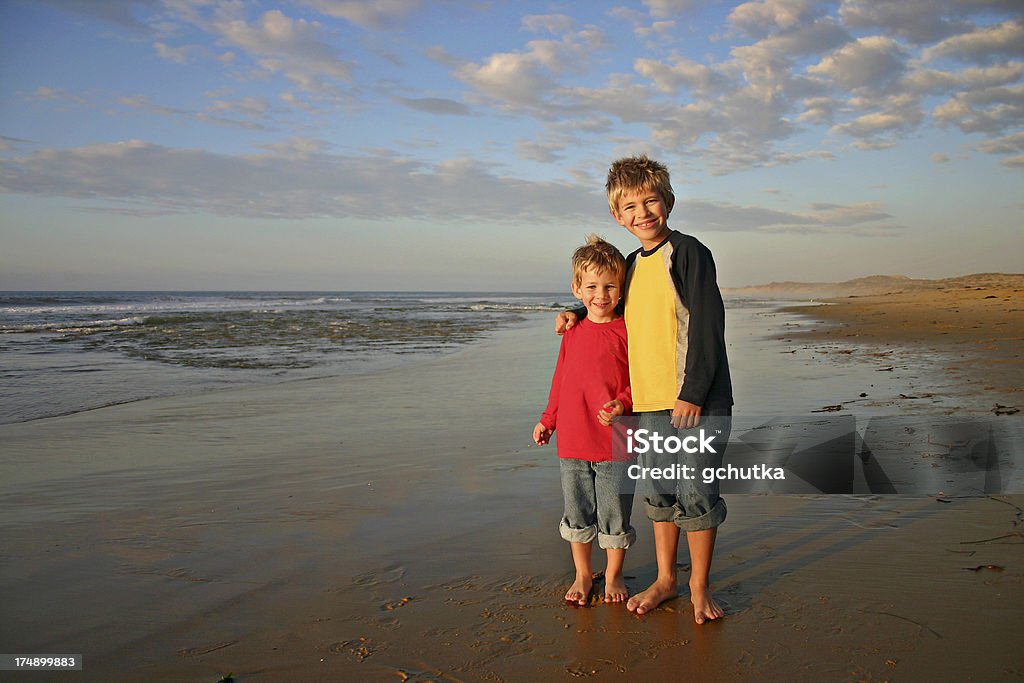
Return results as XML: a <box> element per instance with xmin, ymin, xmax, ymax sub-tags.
<box><xmin>1</xmin><ymin>0</ymin><xmax>1021</xmax><ymax>290</ymax></box>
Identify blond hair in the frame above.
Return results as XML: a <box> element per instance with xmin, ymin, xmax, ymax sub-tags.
<box><xmin>605</xmin><ymin>155</ymin><xmax>675</xmax><ymax>215</ymax></box>
<box><xmin>571</xmin><ymin>234</ymin><xmax>626</xmax><ymax>287</ymax></box>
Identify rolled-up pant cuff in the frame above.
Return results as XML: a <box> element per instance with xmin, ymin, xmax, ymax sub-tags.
<box><xmin>559</xmin><ymin>521</ymin><xmax>597</xmax><ymax>544</ymax></box>
<box><xmin>644</xmin><ymin>498</ymin><xmax>727</xmax><ymax>532</ymax></box>
<box><xmin>598</xmin><ymin>526</ymin><xmax>636</xmax><ymax>550</ymax></box>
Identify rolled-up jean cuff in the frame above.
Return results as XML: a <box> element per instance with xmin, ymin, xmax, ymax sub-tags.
<box><xmin>560</xmin><ymin>521</ymin><xmax>598</xmax><ymax>544</ymax></box>
<box><xmin>643</xmin><ymin>498</ymin><xmax>728</xmax><ymax>530</ymax></box>
<box><xmin>598</xmin><ymin>526</ymin><xmax>636</xmax><ymax>550</ymax></box>
<box><xmin>643</xmin><ymin>499</ymin><xmax>680</xmax><ymax>523</ymax></box>
<box><xmin>676</xmin><ymin>498</ymin><xmax>728</xmax><ymax>532</ymax></box>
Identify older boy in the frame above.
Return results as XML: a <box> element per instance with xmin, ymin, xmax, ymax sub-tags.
<box><xmin>558</xmin><ymin>155</ymin><xmax>733</xmax><ymax>624</ymax></box>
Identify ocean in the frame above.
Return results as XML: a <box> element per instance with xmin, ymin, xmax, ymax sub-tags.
<box><xmin>0</xmin><ymin>290</ymin><xmax>964</xmax><ymax>426</ymax></box>
<box><xmin>0</xmin><ymin>291</ymin><xmax>576</xmax><ymax>425</ymax></box>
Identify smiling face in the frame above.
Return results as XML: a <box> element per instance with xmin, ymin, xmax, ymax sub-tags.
<box><xmin>611</xmin><ymin>187</ymin><xmax>672</xmax><ymax>250</ymax></box>
<box><xmin>571</xmin><ymin>266</ymin><xmax>623</xmax><ymax>323</ymax></box>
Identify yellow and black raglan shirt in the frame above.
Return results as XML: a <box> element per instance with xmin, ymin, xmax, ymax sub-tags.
<box><xmin>623</xmin><ymin>231</ymin><xmax>733</xmax><ymax>411</ymax></box>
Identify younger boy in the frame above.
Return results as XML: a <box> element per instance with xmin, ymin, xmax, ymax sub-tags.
<box><xmin>558</xmin><ymin>156</ymin><xmax>733</xmax><ymax>624</ymax></box>
<box><xmin>534</xmin><ymin>235</ymin><xmax>635</xmax><ymax>606</ymax></box>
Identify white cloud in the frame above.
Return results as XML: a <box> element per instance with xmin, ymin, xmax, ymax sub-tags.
<box><xmin>850</xmin><ymin>139</ymin><xmax>897</xmax><ymax>150</ymax></box>
<box><xmin>830</xmin><ymin>94</ymin><xmax>924</xmax><ymax>141</ymax></box>
<box><xmin>449</xmin><ymin>8</ymin><xmax>856</xmax><ymax>174</ymax></box>
<box><xmin>641</xmin><ymin>0</ymin><xmax>700</xmax><ymax>19</ymax></box>
<box><xmin>521</xmin><ymin>14</ymin><xmax>574</xmax><ymax>35</ymax></box>
<box><xmin>607</xmin><ymin>6</ymin><xmax>678</xmax><ymax>40</ymax></box>
<box><xmin>153</xmin><ymin>4</ymin><xmax>358</xmax><ymax>94</ymax></box>
<box><xmin>116</xmin><ymin>93</ymin><xmax>270</xmax><ymax>130</ymax></box>
<box><xmin>807</xmin><ymin>36</ymin><xmax>908</xmax><ymax>90</ymax></box>
<box><xmin>517</xmin><ymin>139</ymin><xmax>568</xmax><ymax>163</ymax></box>
<box><xmin>806</xmin><ymin>201</ymin><xmax>890</xmax><ymax>224</ymax></box>
<box><xmin>295</xmin><ymin>0</ymin><xmax>422</xmax><ymax>29</ymax></box>
<box><xmin>976</xmin><ymin>130</ymin><xmax>1024</xmax><ymax>153</ymax></box>
<box><xmin>453</xmin><ymin>28</ymin><xmax>609</xmax><ymax>111</ymax></box>
<box><xmin>211</xmin><ymin>9</ymin><xmax>354</xmax><ymax>90</ymax></box>
<box><xmin>748</xmin><ymin>17</ymin><xmax>851</xmax><ymax>58</ymax></box>
<box><xmin>455</xmin><ymin>50</ymin><xmax>558</xmax><ymax>109</ymax></box>
<box><xmin>259</xmin><ymin>136</ymin><xmax>332</xmax><ymax>160</ymax></box>
<box><xmin>933</xmin><ymin>84</ymin><xmax>1024</xmax><ymax>133</ymax></box>
<box><xmin>279</xmin><ymin>91</ymin><xmax>328</xmax><ymax>114</ymax></box>
<box><xmin>634</xmin><ymin>56</ymin><xmax>728</xmax><ymax>96</ymax></box>
<box><xmin>923</xmin><ymin>19</ymin><xmax>1024</xmax><ymax>63</ymax></box>
<box><xmin>550</xmin><ymin>115</ymin><xmax>615</xmax><ymax>134</ymax></box>
<box><xmin>676</xmin><ymin>198</ymin><xmax>895</xmax><ymax>233</ymax></box>
<box><xmin>0</xmin><ymin>141</ymin><xmax>600</xmax><ymax>221</ymax></box>
<box><xmin>396</xmin><ymin>97</ymin><xmax>471</xmax><ymax>116</ymax></box>
<box><xmin>903</xmin><ymin>62</ymin><xmax>1024</xmax><ymax>94</ymax></box>
<box><xmin>1</xmin><ymin>140</ymin><xmax>896</xmax><ymax>230</ymax></box>
<box><xmin>593</xmin><ymin>19</ymin><xmax>850</xmax><ymax>166</ymax></box>
<box><xmin>606</xmin><ymin>6</ymin><xmax>645</xmax><ymax>25</ymax></box>
<box><xmin>35</xmin><ymin>0</ymin><xmax>1017</xmax><ymax>183</ymax></box>
<box><xmin>634</xmin><ymin>20</ymin><xmax>678</xmax><ymax>41</ymax></box>
<box><xmin>797</xmin><ymin>95</ymin><xmax>841</xmax><ymax>124</ymax></box>
<box><xmin>838</xmin><ymin>0</ymin><xmax>974</xmax><ymax>43</ymax></box>
<box><xmin>728</xmin><ymin>0</ymin><xmax>823</xmax><ymax>37</ymax></box>
<box><xmin>208</xmin><ymin>95</ymin><xmax>270</xmax><ymax>118</ymax></box>
<box><xmin>153</xmin><ymin>41</ymin><xmax>205</xmax><ymax>64</ymax></box>
<box><xmin>700</xmin><ymin>136</ymin><xmax>835</xmax><ymax>176</ymax></box>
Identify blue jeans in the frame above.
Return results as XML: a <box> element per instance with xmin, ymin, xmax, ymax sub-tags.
<box><xmin>559</xmin><ymin>457</ymin><xmax>636</xmax><ymax>549</ymax></box>
<box><xmin>639</xmin><ymin>407</ymin><xmax>731</xmax><ymax>532</ymax></box>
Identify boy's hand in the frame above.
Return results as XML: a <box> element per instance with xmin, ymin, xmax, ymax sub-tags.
<box><xmin>533</xmin><ymin>422</ymin><xmax>553</xmax><ymax>446</ymax></box>
<box><xmin>672</xmin><ymin>400</ymin><xmax>701</xmax><ymax>429</ymax></box>
<box><xmin>555</xmin><ymin>311</ymin><xmax>577</xmax><ymax>336</ymax></box>
<box><xmin>597</xmin><ymin>399</ymin><xmax>625</xmax><ymax>427</ymax></box>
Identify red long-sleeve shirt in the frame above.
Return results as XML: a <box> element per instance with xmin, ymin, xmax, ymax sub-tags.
<box><xmin>540</xmin><ymin>316</ymin><xmax>632</xmax><ymax>461</ymax></box>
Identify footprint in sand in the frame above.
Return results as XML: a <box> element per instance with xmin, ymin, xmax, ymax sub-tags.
<box><xmin>383</xmin><ymin>596</ymin><xmax>414</xmax><ymax>610</ymax></box>
<box><xmin>328</xmin><ymin>636</ymin><xmax>378</xmax><ymax>662</ymax></box>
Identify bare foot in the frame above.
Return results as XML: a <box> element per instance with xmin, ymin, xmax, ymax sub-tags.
<box><xmin>604</xmin><ymin>572</ymin><xmax>629</xmax><ymax>603</ymax></box>
<box><xmin>565</xmin><ymin>573</ymin><xmax>593</xmax><ymax>607</ymax></box>
<box><xmin>626</xmin><ymin>578</ymin><xmax>677</xmax><ymax>615</ymax></box>
<box><xmin>689</xmin><ymin>583</ymin><xmax>724</xmax><ymax>624</ymax></box>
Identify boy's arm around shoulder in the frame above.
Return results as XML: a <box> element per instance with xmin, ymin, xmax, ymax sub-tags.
<box><xmin>672</xmin><ymin>236</ymin><xmax>727</xmax><ymax>406</ymax></box>
<box><xmin>558</xmin><ymin>300</ymin><xmax>626</xmax><ymax>334</ymax></box>
<box><xmin>555</xmin><ymin>305</ymin><xmax>587</xmax><ymax>335</ymax></box>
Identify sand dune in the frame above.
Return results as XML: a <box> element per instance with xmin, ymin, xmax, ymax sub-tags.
<box><xmin>725</xmin><ymin>272</ymin><xmax>1024</xmax><ymax>300</ymax></box>
<box><xmin>775</xmin><ymin>273</ymin><xmax>1023</xmax><ymax>405</ymax></box>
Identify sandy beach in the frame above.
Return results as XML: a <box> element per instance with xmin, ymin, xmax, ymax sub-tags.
<box><xmin>2</xmin><ymin>284</ymin><xmax>1023</xmax><ymax>681</ymax></box>
<box><xmin>782</xmin><ymin>273</ymin><xmax>1024</xmax><ymax>409</ymax></box>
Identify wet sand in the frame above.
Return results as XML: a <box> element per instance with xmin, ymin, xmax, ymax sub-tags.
<box><xmin>782</xmin><ymin>273</ymin><xmax>1023</xmax><ymax>411</ymax></box>
<box><xmin>2</xmin><ymin>311</ymin><xmax>1023</xmax><ymax>681</ymax></box>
